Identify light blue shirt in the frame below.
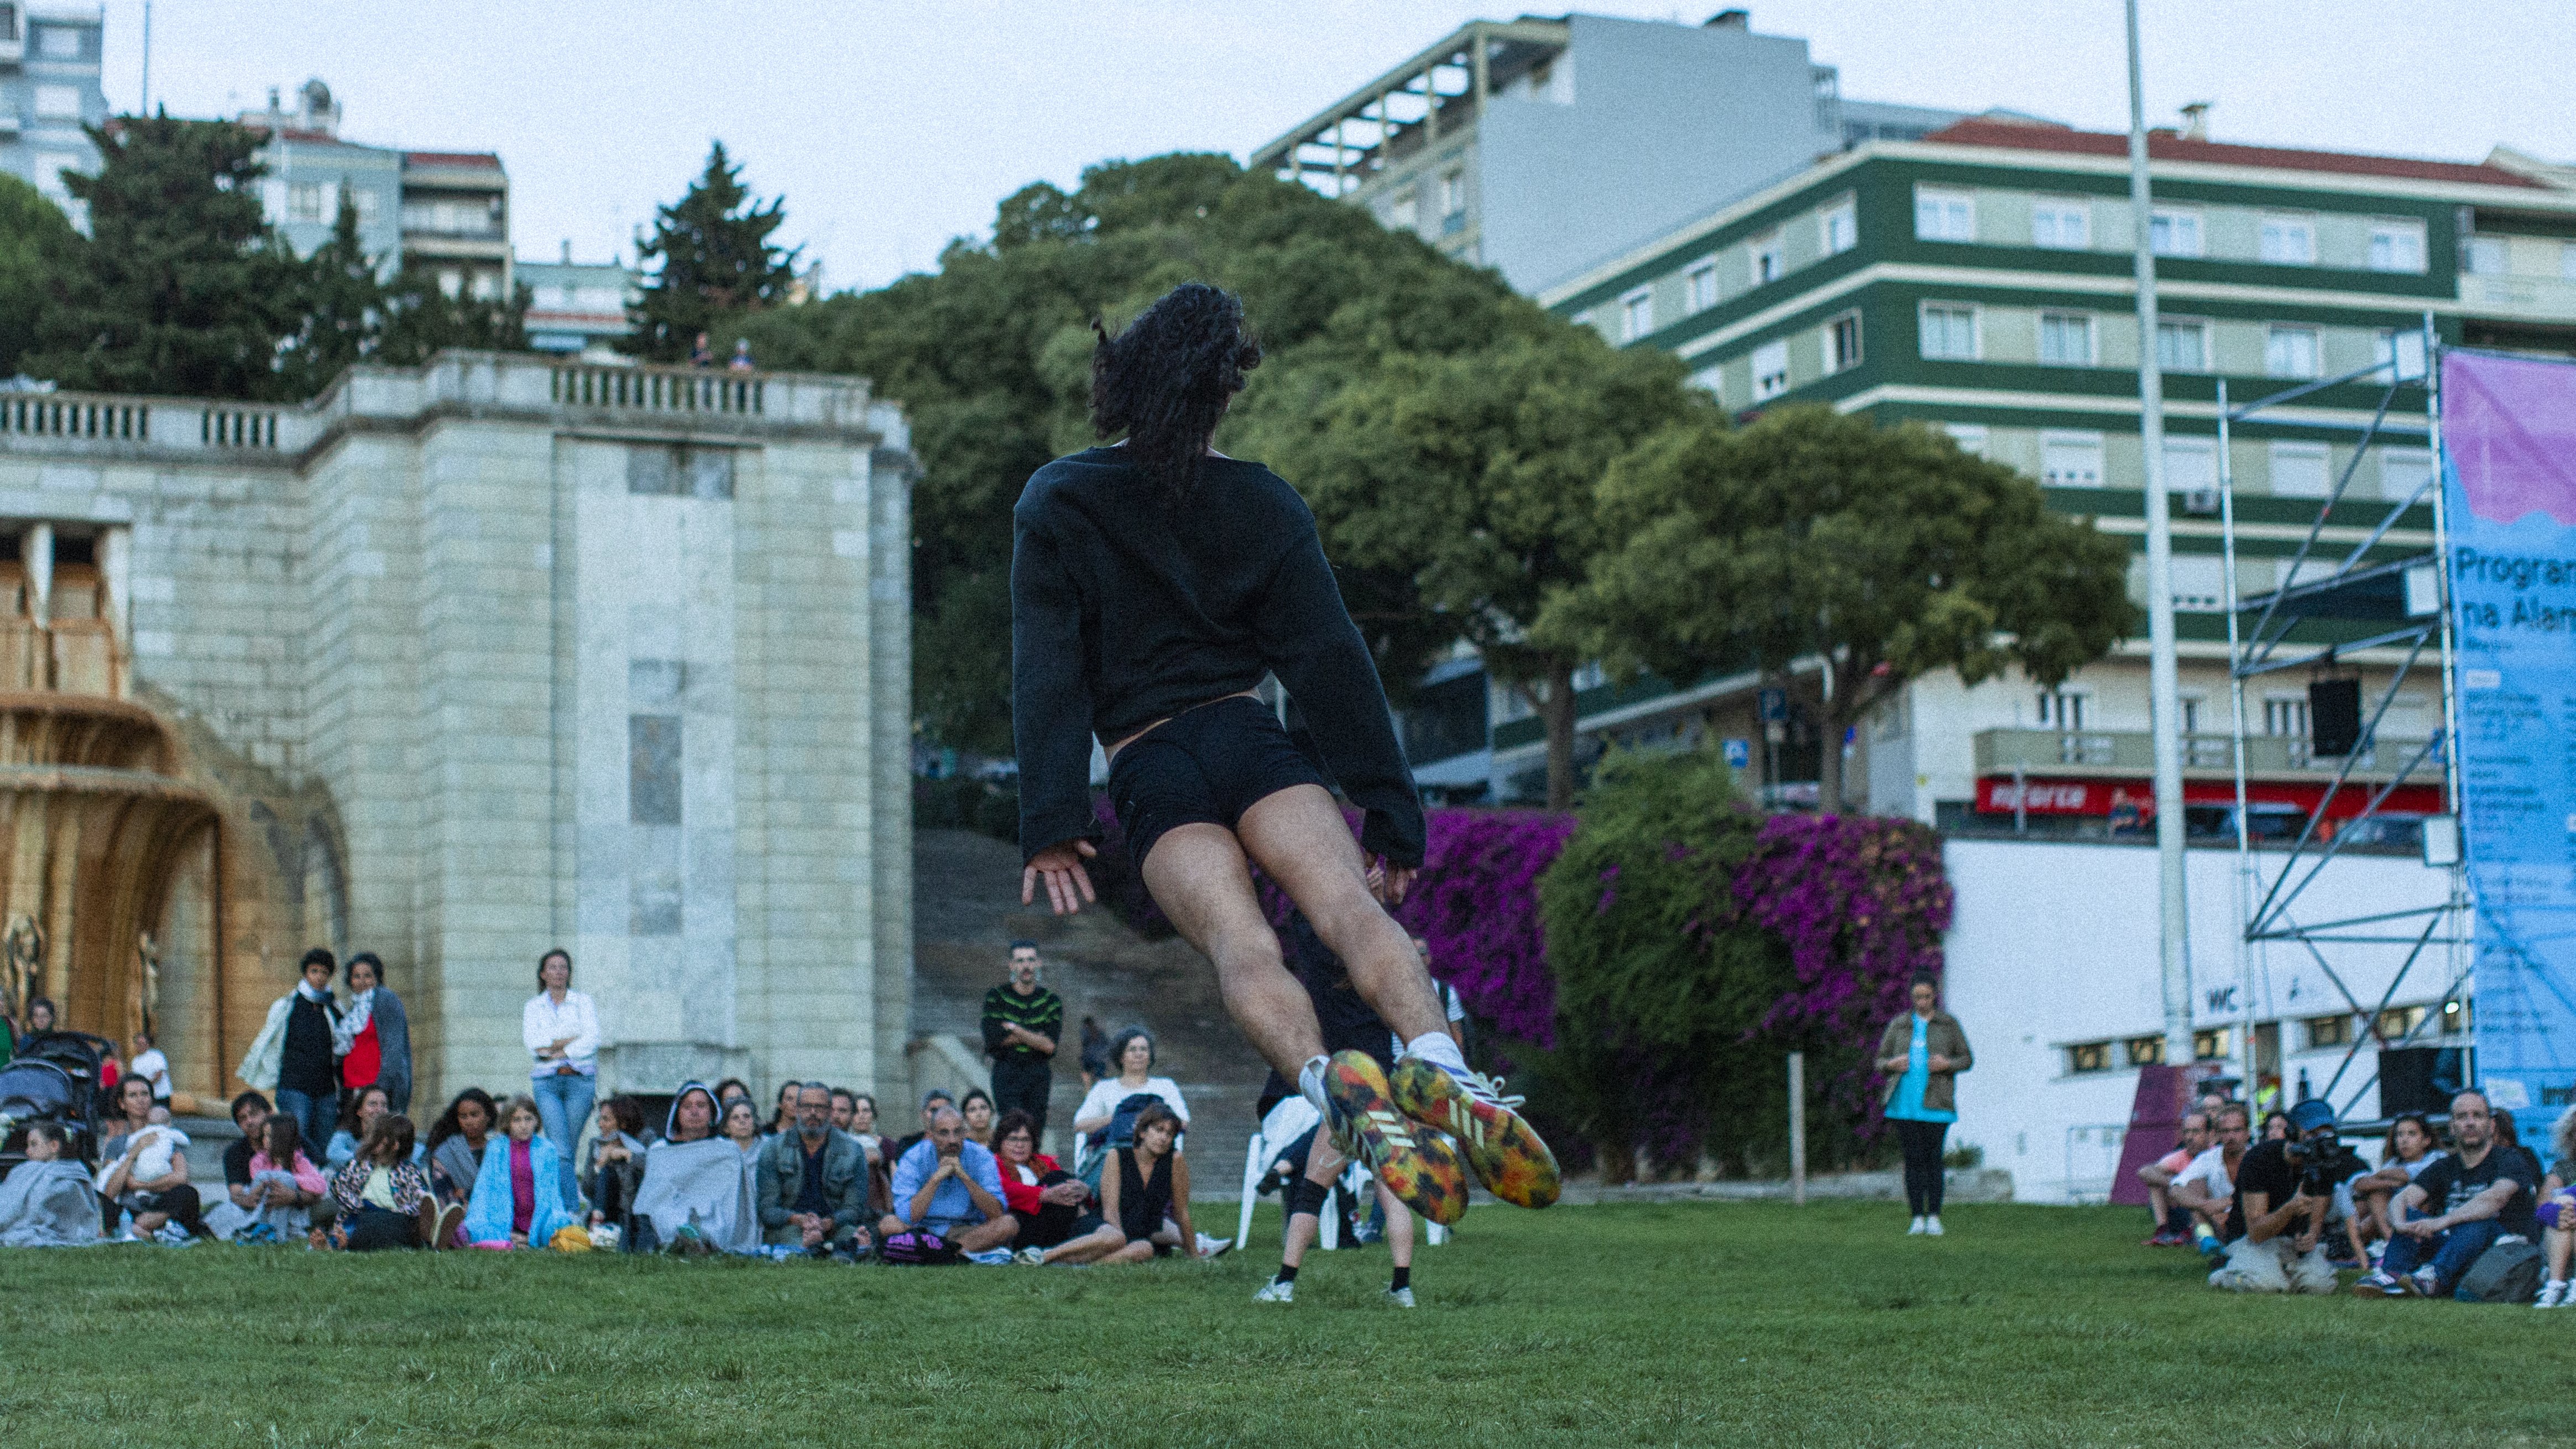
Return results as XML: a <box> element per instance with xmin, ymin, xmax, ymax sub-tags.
<box><xmin>890</xmin><ymin>1139</ymin><xmax>1005</xmax><ymax>1236</ymax></box>
<box><xmin>1887</xmin><ymin>1014</ymin><xmax>1956</xmax><ymax>1124</ymax></box>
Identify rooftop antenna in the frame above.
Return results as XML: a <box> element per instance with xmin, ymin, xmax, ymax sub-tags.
<box><xmin>2180</xmin><ymin>101</ymin><xmax>2212</xmax><ymax>140</ymax></box>
<box><xmin>139</xmin><ymin>1</ymin><xmax>151</xmax><ymax>115</ymax></box>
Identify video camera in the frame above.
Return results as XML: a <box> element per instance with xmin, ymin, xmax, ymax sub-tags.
<box><xmin>2280</xmin><ymin>1100</ymin><xmax>2360</xmax><ymax>1199</ymax></box>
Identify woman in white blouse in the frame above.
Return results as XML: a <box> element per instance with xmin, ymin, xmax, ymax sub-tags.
<box><xmin>1072</xmin><ymin>1028</ymin><xmax>1190</xmax><ymax>1146</ymax></box>
<box><xmin>522</xmin><ymin>947</ymin><xmax>599</xmax><ymax>1206</ymax></box>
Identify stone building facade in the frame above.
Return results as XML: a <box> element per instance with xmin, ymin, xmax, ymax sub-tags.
<box><xmin>0</xmin><ymin>352</ymin><xmax>914</xmax><ymax>1110</ymax></box>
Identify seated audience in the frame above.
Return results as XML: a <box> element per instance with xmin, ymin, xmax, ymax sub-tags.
<box><xmin>2170</xmin><ymin>1105</ymin><xmax>2251</xmax><ymax>1259</ymax></box>
<box><xmin>722</xmin><ymin>1100</ymin><xmax>765</xmax><ymax>1159</ymax></box>
<box><xmin>326</xmin><ymin>1085</ymin><xmax>395</xmax><ymax>1169</ymax></box>
<box><xmin>633</xmin><ymin>1082</ymin><xmax>759</xmax><ymax>1255</ymax></box>
<box><xmin>714</xmin><ymin>1077</ymin><xmax>753</xmax><ymax>1110</ymax></box>
<box><xmin>426</xmin><ymin>1088</ymin><xmax>499</xmax><ymax>1205</ymax></box>
<box><xmin>241</xmin><ymin>1117</ymin><xmax>330</xmax><ymax>1243</ymax></box>
<box><xmin>829</xmin><ymin>1088</ymin><xmax>856</xmax><ymax>1133</ymax></box>
<box><xmin>755</xmin><ymin>1082</ymin><xmax>871</xmax><ymax>1259</ymax></box>
<box><xmin>465</xmin><ymin>1095</ymin><xmax>577</xmax><ymax>1249</ymax></box>
<box><xmin>2354</xmin><ymin>1089</ymin><xmax>2540</xmax><ymax>1298</ymax></box>
<box><xmin>219</xmin><ymin>1091</ymin><xmax>274</xmax><ymax>1225</ymax></box>
<box><xmin>992</xmin><ymin>1110</ymin><xmax>1121</xmax><ymax>1265</ymax></box>
<box><xmin>2348</xmin><ymin>1112</ymin><xmax>2443</xmax><ymax>1257</ymax></box>
<box><xmin>1096</xmin><ymin>1102</ymin><xmax>1206</xmax><ymax>1263</ymax></box>
<box><xmin>330</xmin><ymin>1115</ymin><xmax>446</xmax><ymax>1251</ymax></box>
<box><xmin>1073</xmin><ymin>1028</ymin><xmax>1191</xmax><ymax>1143</ymax></box>
<box><xmin>2259</xmin><ymin>1109</ymin><xmax>2291</xmax><ymax>1143</ymax></box>
<box><xmin>960</xmin><ymin>1087</ymin><xmax>997</xmax><ymax>1148</ymax></box>
<box><xmin>0</xmin><ymin>1122</ymin><xmax>101</xmax><ymax>1246</ymax></box>
<box><xmin>2208</xmin><ymin>1100</ymin><xmax>2351</xmax><ymax>1295</ymax></box>
<box><xmin>97</xmin><ymin>1076</ymin><xmax>207</xmax><ymax>1240</ymax></box>
<box><xmin>2137</xmin><ymin>1112</ymin><xmax>2211</xmax><ymax>1247</ymax></box>
<box><xmin>584</xmin><ymin>1095</ymin><xmax>652</xmax><ymax>1247</ymax></box>
<box><xmin>2531</xmin><ymin>1106</ymin><xmax>2575</xmax><ymax>1307</ymax></box>
<box><xmin>880</xmin><ymin>1104</ymin><xmax>1016</xmax><ymax>1254</ymax></box>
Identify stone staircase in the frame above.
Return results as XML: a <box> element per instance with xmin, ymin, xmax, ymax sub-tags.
<box><xmin>911</xmin><ymin>829</ymin><xmax>1270</xmax><ymax>1196</ymax></box>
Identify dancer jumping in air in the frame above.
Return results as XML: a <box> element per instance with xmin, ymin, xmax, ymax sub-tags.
<box><xmin>1011</xmin><ymin>283</ymin><xmax>1558</xmax><ymax>1224</ymax></box>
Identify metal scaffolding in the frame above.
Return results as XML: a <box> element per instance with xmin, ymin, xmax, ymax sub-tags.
<box><xmin>2216</xmin><ymin>313</ymin><xmax>2471</xmax><ymax>1123</ymax></box>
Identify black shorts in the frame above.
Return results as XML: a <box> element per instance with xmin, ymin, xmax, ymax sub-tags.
<box><xmin>1107</xmin><ymin>695</ymin><xmax>1328</xmax><ymax>872</ymax></box>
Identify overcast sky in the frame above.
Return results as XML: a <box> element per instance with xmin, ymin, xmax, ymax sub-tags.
<box><xmin>101</xmin><ymin>1</ymin><xmax>2576</xmax><ymax>292</ymax></box>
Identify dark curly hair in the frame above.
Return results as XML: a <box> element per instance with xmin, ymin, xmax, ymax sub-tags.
<box><xmin>1090</xmin><ymin>283</ymin><xmax>1262</xmax><ymax>506</ymax></box>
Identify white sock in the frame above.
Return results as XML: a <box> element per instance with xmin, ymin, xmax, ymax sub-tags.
<box><xmin>1402</xmin><ymin>1031</ymin><xmax>1468</xmax><ymax>1075</ymax></box>
<box><xmin>1298</xmin><ymin>1055</ymin><xmax>1331</xmax><ymax>1114</ymax></box>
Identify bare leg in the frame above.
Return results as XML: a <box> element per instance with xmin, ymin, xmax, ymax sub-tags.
<box><xmin>1042</xmin><ymin>1223</ymin><xmax>1128</xmax><ymax>1264</ymax></box>
<box><xmin>1377</xmin><ymin>1179</ymin><xmax>1414</xmax><ymax>1269</ymax></box>
<box><xmin>2547</xmin><ymin>1226</ymin><xmax>2572</xmax><ymax>1281</ymax></box>
<box><xmin>1103</xmin><ymin>1239</ymin><xmax>1156</xmax><ymax>1264</ymax></box>
<box><xmin>954</xmin><ymin>1215</ymin><xmax>1020</xmax><ymax>1253</ymax></box>
<box><xmin>1237</xmin><ymin>785</ymin><xmax>1446</xmax><ymax>1043</ymax></box>
<box><xmin>2146</xmin><ymin>1184</ymin><xmax>2171</xmax><ymax>1231</ymax></box>
<box><xmin>1141</xmin><ymin>824</ymin><xmax>1325</xmax><ymax>1077</ymax></box>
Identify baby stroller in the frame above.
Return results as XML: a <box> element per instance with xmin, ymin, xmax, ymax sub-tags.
<box><xmin>0</xmin><ymin>1030</ymin><xmax>116</xmax><ymax>1177</ymax></box>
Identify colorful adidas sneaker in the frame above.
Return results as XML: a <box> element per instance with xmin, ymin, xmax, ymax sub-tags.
<box><xmin>1389</xmin><ymin>1056</ymin><xmax>1561</xmax><ymax>1209</ymax></box>
<box><xmin>1322</xmin><ymin>1050</ymin><xmax>1471</xmax><ymax>1226</ymax></box>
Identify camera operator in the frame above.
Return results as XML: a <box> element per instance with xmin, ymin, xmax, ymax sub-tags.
<box><xmin>2208</xmin><ymin>1100</ymin><xmax>2358</xmax><ymax>1294</ymax></box>
<box><xmin>2353</xmin><ymin>1088</ymin><xmax>2539</xmax><ymax>1299</ymax></box>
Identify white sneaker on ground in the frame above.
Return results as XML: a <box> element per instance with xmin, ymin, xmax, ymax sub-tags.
<box><xmin>1907</xmin><ymin>1216</ymin><xmax>1926</xmax><ymax>1235</ymax></box>
<box><xmin>1924</xmin><ymin>1216</ymin><xmax>1945</xmax><ymax>1237</ymax></box>
<box><xmin>1197</xmin><ymin>1233</ymin><xmax>1233</xmax><ymax>1259</ymax></box>
<box><xmin>2537</xmin><ymin>1279</ymin><xmax>2569</xmax><ymax>1309</ymax></box>
<box><xmin>1254</xmin><ymin>1278</ymin><xmax>1295</xmax><ymax>1304</ymax></box>
<box><xmin>1386</xmin><ymin>1286</ymin><xmax>1417</xmax><ymax>1309</ymax></box>
<box><xmin>1016</xmin><ymin>1247</ymin><xmax>1047</xmax><ymax>1266</ymax></box>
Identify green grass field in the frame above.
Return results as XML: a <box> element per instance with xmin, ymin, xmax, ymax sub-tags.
<box><xmin>5</xmin><ymin>1201</ymin><xmax>2569</xmax><ymax>1447</ymax></box>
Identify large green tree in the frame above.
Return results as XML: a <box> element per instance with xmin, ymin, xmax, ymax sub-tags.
<box><xmin>275</xmin><ymin>196</ymin><xmax>380</xmax><ymax>396</ymax></box>
<box><xmin>1549</xmin><ymin>405</ymin><xmax>2136</xmax><ymax>809</ymax></box>
<box><xmin>629</xmin><ymin>142</ymin><xmax>798</xmax><ymax>362</ymax></box>
<box><xmin>25</xmin><ymin>116</ymin><xmax>304</xmax><ymax>399</ymax></box>
<box><xmin>0</xmin><ymin>173</ymin><xmax>76</xmax><ymax>375</ymax></box>
<box><xmin>1252</xmin><ymin>334</ymin><xmax>1712</xmax><ymax>810</ymax></box>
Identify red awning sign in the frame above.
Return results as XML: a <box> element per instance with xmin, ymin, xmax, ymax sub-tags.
<box><xmin>1975</xmin><ymin>776</ymin><xmax>2444</xmax><ymax>818</ymax></box>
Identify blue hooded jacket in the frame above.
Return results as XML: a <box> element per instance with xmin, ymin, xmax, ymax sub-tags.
<box><xmin>463</xmin><ymin>1129</ymin><xmax>576</xmax><ymax>1247</ymax></box>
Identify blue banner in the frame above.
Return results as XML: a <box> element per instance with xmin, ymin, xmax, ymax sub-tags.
<box><xmin>2447</xmin><ymin>350</ymin><xmax>2576</xmax><ymax>1121</ymax></box>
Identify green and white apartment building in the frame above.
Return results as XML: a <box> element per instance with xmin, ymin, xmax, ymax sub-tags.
<box><xmin>1539</xmin><ymin>116</ymin><xmax>2576</xmax><ymax>840</ymax></box>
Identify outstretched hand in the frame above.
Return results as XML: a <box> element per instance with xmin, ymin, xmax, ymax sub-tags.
<box><xmin>1023</xmin><ymin>840</ymin><xmax>1099</xmax><ymax>916</ymax></box>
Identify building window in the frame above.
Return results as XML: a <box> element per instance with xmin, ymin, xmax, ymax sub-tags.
<box><xmin>2303</xmin><ymin>1013</ymin><xmax>2354</xmax><ymax>1050</ymax></box>
<box><xmin>2193</xmin><ymin>1028</ymin><xmax>2232</xmax><ymax>1061</ymax></box>
<box><xmin>2156</xmin><ymin>319</ymin><xmax>2208</xmax><ymax>372</ymax></box>
<box><xmin>1826</xmin><ymin>312</ymin><xmax>1862</xmax><ymax>373</ymax></box>
<box><xmin>1751</xmin><ymin>229</ymin><xmax>1784</xmax><ymax>284</ymax></box>
<box><xmin>2040</xmin><ymin>431</ymin><xmax>2104</xmax><ymax>488</ymax></box>
<box><xmin>2123</xmin><ymin>1036</ymin><xmax>2165</xmax><ymax>1069</ymax></box>
<box><xmin>286</xmin><ymin>182</ymin><xmax>332</xmax><ymax>223</ymax></box>
<box><xmin>1914</xmin><ymin>186</ymin><xmax>1974</xmax><ymax>242</ymax></box>
<box><xmin>2380</xmin><ymin>446</ymin><xmax>2433</xmax><ymax>502</ymax></box>
<box><xmin>2068</xmin><ymin>1041</ymin><xmax>2113</xmax><ymax>1074</ymax></box>
<box><xmin>2169</xmin><ymin>555</ymin><xmax>2227</xmax><ymax>612</ymax></box>
<box><xmin>2264</xmin><ymin>326</ymin><xmax>2321</xmax><ymax>379</ymax></box>
<box><xmin>1388</xmin><ymin>193</ymin><xmax>1418</xmax><ymax>232</ymax></box>
<box><xmin>2149</xmin><ymin>207</ymin><xmax>2203</xmax><ymax>258</ymax></box>
<box><xmin>628</xmin><ymin>444</ymin><xmax>738</xmax><ymax>500</ymax></box>
<box><xmin>2038</xmin><ymin>311</ymin><xmax>2095</xmax><ymax>366</ymax></box>
<box><xmin>2269</xmin><ymin>440</ymin><xmax>2331</xmax><ymax>498</ymax></box>
<box><xmin>1685</xmin><ymin>260</ymin><xmax>1717</xmax><ymax>314</ymax></box>
<box><xmin>2034</xmin><ymin>689</ymin><xmax>2086</xmax><ymax>729</ymax></box>
<box><xmin>2164</xmin><ymin>437</ymin><xmax>2218</xmax><ymax>504</ymax></box>
<box><xmin>2259</xmin><ymin>213</ymin><xmax>2317</xmax><ymax>265</ymax></box>
<box><xmin>2264</xmin><ymin>695</ymin><xmax>2310</xmax><ymax>739</ymax></box>
<box><xmin>1919</xmin><ymin>302</ymin><xmax>1978</xmax><ymax>359</ymax></box>
<box><xmin>2031</xmin><ymin>197</ymin><xmax>2091</xmax><ymax>249</ymax></box>
<box><xmin>2459</xmin><ymin>235</ymin><xmax>2506</xmax><ymax>275</ymax></box>
<box><xmin>2366</xmin><ymin>218</ymin><xmax>2426</xmax><ymax>273</ymax></box>
<box><xmin>2373</xmin><ymin>328</ymin><xmax>2427</xmax><ymax>381</ymax></box>
<box><xmin>36</xmin><ymin>24</ymin><xmax>79</xmax><ymax>58</ymax></box>
<box><xmin>630</xmin><ymin>714</ymin><xmax>682</xmax><ymax>825</ymax></box>
<box><xmin>1618</xmin><ymin>287</ymin><xmax>1654</xmax><ymax>343</ymax></box>
<box><xmin>1818</xmin><ymin>196</ymin><xmax>1857</xmax><ymax>256</ymax></box>
<box><xmin>1942</xmin><ymin>423</ymin><xmax>1988</xmax><ymax>457</ymax></box>
<box><xmin>1751</xmin><ymin>339</ymin><xmax>1790</xmax><ymax>401</ymax></box>
<box><xmin>1439</xmin><ymin>169</ymin><xmax>1466</xmax><ymax>234</ymax></box>
<box><xmin>2375</xmin><ymin>1003</ymin><xmax>2428</xmax><ymax>1041</ymax></box>
<box><xmin>33</xmin><ymin>84</ymin><xmax>82</xmax><ymax>120</ymax></box>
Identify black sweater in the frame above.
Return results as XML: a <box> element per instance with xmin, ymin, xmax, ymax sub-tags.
<box><xmin>1011</xmin><ymin>448</ymin><xmax>1423</xmax><ymax>867</ymax></box>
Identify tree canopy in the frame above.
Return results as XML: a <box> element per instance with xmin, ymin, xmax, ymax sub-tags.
<box><xmin>629</xmin><ymin>142</ymin><xmax>798</xmax><ymax>362</ymax></box>
<box><xmin>1548</xmin><ymin>404</ymin><xmax>2136</xmax><ymax>808</ymax></box>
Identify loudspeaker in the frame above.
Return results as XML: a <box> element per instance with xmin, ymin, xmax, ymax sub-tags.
<box><xmin>2309</xmin><ymin>678</ymin><xmax>2362</xmax><ymax>757</ymax></box>
<box><xmin>2380</xmin><ymin>1046</ymin><xmax>2442</xmax><ymax>1116</ymax></box>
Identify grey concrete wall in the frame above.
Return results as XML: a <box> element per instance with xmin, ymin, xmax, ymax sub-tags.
<box><xmin>1480</xmin><ymin>14</ymin><xmax>1841</xmax><ymax>293</ymax></box>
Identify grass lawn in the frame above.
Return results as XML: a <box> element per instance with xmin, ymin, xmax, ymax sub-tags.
<box><xmin>5</xmin><ymin>1200</ymin><xmax>2570</xmax><ymax>1447</ymax></box>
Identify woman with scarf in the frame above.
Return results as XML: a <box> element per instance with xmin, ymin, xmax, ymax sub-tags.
<box><xmin>332</xmin><ymin>952</ymin><xmax>413</xmax><ymax>1115</ymax></box>
<box><xmin>464</xmin><ymin>1095</ymin><xmax>577</xmax><ymax>1249</ymax></box>
<box><xmin>631</xmin><ymin>1082</ymin><xmax>758</xmax><ymax>1256</ymax></box>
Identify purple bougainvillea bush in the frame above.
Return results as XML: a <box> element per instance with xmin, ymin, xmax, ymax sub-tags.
<box><xmin>1392</xmin><ymin>809</ymin><xmax>1574</xmax><ymax>1048</ymax></box>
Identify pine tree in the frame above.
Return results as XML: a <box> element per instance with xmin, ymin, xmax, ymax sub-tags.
<box><xmin>628</xmin><ymin>142</ymin><xmax>798</xmax><ymax>362</ymax></box>
<box><xmin>373</xmin><ymin>267</ymin><xmax>529</xmax><ymax>367</ymax></box>
<box><xmin>24</xmin><ymin>116</ymin><xmax>304</xmax><ymax>399</ymax></box>
<box><xmin>276</xmin><ymin>195</ymin><xmax>384</xmax><ymax>397</ymax></box>
<box><xmin>0</xmin><ymin>172</ymin><xmax>76</xmax><ymax>376</ymax></box>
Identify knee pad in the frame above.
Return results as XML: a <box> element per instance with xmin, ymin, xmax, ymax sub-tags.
<box><xmin>1289</xmin><ymin>1177</ymin><xmax>1331</xmax><ymax>1219</ymax></box>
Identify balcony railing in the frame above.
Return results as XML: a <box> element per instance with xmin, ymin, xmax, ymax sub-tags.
<box><xmin>1973</xmin><ymin>728</ymin><xmax>2434</xmax><ymax>781</ymax></box>
<box><xmin>0</xmin><ymin>394</ymin><xmax>296</xmax><ymax>453</ymax></box>
<box><xmin>2459</xmin><ymin>270</ymin><xmax>2576</xmax><ymax>324</ymax></box>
